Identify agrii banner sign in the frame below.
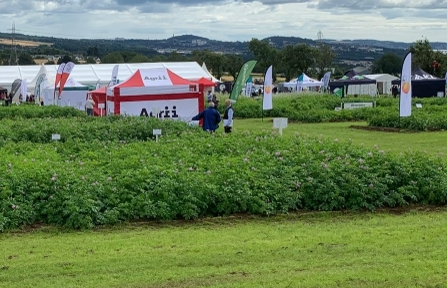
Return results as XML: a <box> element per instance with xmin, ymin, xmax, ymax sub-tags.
<box><xmin>140</xmin><ymin>68</ymin><xmax>172</xmax><ymax>86</ymax></box>
<box><xmin>118</xmin><ymin>99</ymin><xmax>199</xmax><ymax>120</ymax></box>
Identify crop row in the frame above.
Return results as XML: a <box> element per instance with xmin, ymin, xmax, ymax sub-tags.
<box><xmin>1</xmin><ymin>132</ymin><xmax>447</xmax><ymax>230</ymax></box>
<box><xmin>0</xmin><ymin>116</ymin><xmax>199</xmax><ymax>145</ymax></box>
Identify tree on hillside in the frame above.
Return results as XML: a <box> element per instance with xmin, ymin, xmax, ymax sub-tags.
<box><xmin>248</xmin><ymin>38</ymin><xmax>279</xmax><ymax>81</ymax></box>
<box><xmin>86</xmin><ymin>57</ymin><xmax>96</xmax><ymax>64</ymax></box>
<box><xmin>190</xmin><ymin>50</ymin><xmax>210</xmax><ymax>66</ymax></box>
<box><xmin>315</xmin><ymin>44</ymin><xmax>336</xmax><ymax>78</ymax></box>
<box><xmin>101</xmin><ymin>52</ymin><xmax>124</xmax><ymax>63</ymax></box>
<box><xmin>372</xmin><ymin>53</ymin><xmax>402</xmax><ymax>75</ymax></box>
<box><xmin>409</xmin><ymin>38</ymin><xmax>433</xmax><ymax>73</ymax></box>
<box><xmin>166</xmin><ymin>51</ymin><xmax>187</xmax><ymax>62</ymax></box>
<box><xmin>129</xmin><ymin>54</ymin><xmax>150</xmax><ymax>63</ymax></box>
<box><xmin>86</xmin><ymin>46</ymin><xmax>101</xmax><ymax>58</ymax></box>
<box><xmin>0</xmin><ymin>49</ymin><xmax>11</xmax><ymax>65</ymax></box>
<box><xmin>410</xmin><ymin>38</ymin><xmax>447</xmax><ymax>77</ymax></box>
<box><xmin>279</xmin><ymin>45</ymin><xmax>300</xmax><ymax>81</ymax></box>
<box><xmin>18</xmin><ymin>52</ymin><xmax>35</xmax><ymax>65</ymax></box>
<box><xmin>206</xmin><ymin>53</ymin><xmax>225</xmax><ymax>79</ymax></box>
<box><xmin>224</xmin><ymin>54</ymin><xmax>244</xmax><ymax>81</ymax></box>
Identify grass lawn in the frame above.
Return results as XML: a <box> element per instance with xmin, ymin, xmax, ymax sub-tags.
<box><xmin>235</xmin><ymin>119</ymin><xmax>447</xmax><ymax>158</ymax></box>
<box><xmin>1</xmin><ymin>210</ymin><xmax>447</xmax><ymax>288</ymax></box>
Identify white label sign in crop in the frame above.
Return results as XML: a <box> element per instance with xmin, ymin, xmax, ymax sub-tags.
<box><xmin>153</xmin><ymin>129</ymin><xmax>162</xmax><ymax>135</ymax></box>
<box><xmin>51</xmin><ymin>134</ymin><xmax>61</xmax><ymax>140</ymax></box>
<box><xmin>273</xmin><ymin>118</ymin><xmax>288</xmax><ymax>129</ymax></box>
<box><xmin>343</xmin><ymin>102</ymin><xmax>374</xmax><ymax>110</ymax></box>
<box><xmin>98</xmin><ymin>103</ymin><xmax>105</xmax><ymax>109</ymax></box>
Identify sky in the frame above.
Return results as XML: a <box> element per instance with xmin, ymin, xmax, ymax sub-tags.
<box><xmin>0</xmin><ymin>0</ymin><xmax>446</xmax><ymax>43</ymax></box>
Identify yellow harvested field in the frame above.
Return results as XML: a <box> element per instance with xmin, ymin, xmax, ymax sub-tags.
<box><xmin>34</xmin><ymin>59</ymin><xmax>49</xmax><ymax>64</ymax></box>
<box><xmin>0</xmin><ymin>38</ymin><xmax>52</xmax><ymax>47</ymax></box>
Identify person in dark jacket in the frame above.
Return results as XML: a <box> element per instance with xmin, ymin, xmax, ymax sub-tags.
<box><xmin>223</xmin><ymin>99</ymin><xmax>234</xmax><ymax>133</ymax></box>
<box><xmin>192</xmin><ymin>102</ymin><xmax>221</xmax><ymax>132</ymax></box>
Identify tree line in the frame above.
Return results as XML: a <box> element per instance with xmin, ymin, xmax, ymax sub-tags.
<box><xmin>0</xmin><ymin>37</ymin><xmax>445</xmax><ymax>81</ymax></box>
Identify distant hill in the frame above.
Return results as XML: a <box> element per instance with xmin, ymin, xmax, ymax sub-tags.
<box><xmin>0</xmin><ymin>32</ymin><xmax>445</xmax><ymax>64</ymax></box>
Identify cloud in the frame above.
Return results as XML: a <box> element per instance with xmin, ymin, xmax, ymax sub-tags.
<box><xmin>0</xmin><ymin>0</ymin><xmax>446</xmax><ymax>43</ymax></box>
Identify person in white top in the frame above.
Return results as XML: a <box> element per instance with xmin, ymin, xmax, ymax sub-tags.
<box><xmin>223</xmin><ymin>99</ymin><xmax>234</xmax><ymax>133</ymax></box>
<box><xmin>85</xmin><ymin>95</ymin><xmax>95</xmax><ymax>116</ymax></box>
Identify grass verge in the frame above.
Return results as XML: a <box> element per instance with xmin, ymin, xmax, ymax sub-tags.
<box><xmin>1</xmin><ymin>210</ymin><xmax>447</xmax><ymax>288</ymax></box>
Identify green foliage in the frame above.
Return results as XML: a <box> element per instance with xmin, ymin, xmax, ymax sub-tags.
<box><xmin>101</xmin><ymin>51</ymin><xmax>124</xmax><ymax>63</ymax></box>
<box><xmin>372</xmin><ymin>53</ymin><xmax>402</xmax><ymax>75</ymax></box>
<box><xmin>367</xmin><ymin>98</ymin><xmax>447</xmax><ymax>131</ymax></box>
<box><xmin>409</xmin><ymin>38</ymin><xmax>447</xmax><ymax>77</ymax></box>
<box><xmin>221</xmin><ymin>94</ymin><xmax>395</xmax><ymax>122</ymax></box>
<box><xmin>18</xmin><ymin>52</ymin><xmax>36</xmax><ymax>65</ymax></box>
<box><xmin>0</xmin><ymin>105</ymin><xmax>86</xmax><ymax>119</ymax></box>
<box><xmin>2</xmin><ymin>128</ymin><xmax>447</xmax><ymax>230</ymax></box>
<box><xmin>0</xmin><ymin>116</ymin><xmax>199</xmax><ymax>145</ymax></box>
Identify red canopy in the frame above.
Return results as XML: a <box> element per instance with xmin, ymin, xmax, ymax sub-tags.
<box><xmin>196</xmin><ymin>77</ymin><xmax>215</xmax><ymax>86</ymax></box>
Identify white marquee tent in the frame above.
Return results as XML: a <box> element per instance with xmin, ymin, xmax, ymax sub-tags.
<box><xmin>283</xmin><ymin>73</ymin><xmax>323</xmax><ymax>90</ymax></box>
<box><xmin>0</xmin><ymin>62</ymin><xmax>218</xmax><ymax>94</ymax></box>
<box><xmin>364</xmin><ymin>74</ymin><xmax>399</xmax><ymax>95</ymax></box>
<box><xmin>43</xmin><ymin>77</ymin><xmax>89</xmax><ymax>109</ymax></box>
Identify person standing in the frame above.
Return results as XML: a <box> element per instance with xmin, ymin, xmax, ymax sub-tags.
<box><xmin>207</xmin><ymin>90</ymin><xmax>213</xmax><ymax>102</ymax></box>
<box><xmin>5</xmin><ymin>93</ymin><xmax>11</xmax><ymax>107</ymax></box>
<box><xmin>192</xmin><ymin>102</ymin><xmax>221</xmax><ymax>133</ymax></box>
<box><xmin>85</xmin><ymin>95</ymin><xmax>95</xmax><ymax>116</ymax></box>
<box><xmin>223</xmin><ymin>99</ymin><xmax>234</xmax><ymax>133</ymax></box>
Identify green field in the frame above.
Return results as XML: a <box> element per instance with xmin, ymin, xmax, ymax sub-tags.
<box><xmin>235</xmin><ymin>119</ymin><xmax>447</xmax><ymax>158</ymax></box>
<box><xmin>2</xmin><ymin>210</ymin><xmax>447</xmax><ymax>288</ymax></box>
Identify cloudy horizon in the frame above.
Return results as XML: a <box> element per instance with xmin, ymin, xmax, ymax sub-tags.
<box><xmin>0</xmin><ymin>0</ymin><xmax>446</xmax><ymax>43</ymax></box>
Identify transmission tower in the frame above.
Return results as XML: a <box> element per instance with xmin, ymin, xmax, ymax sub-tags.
<box><xmin>8</xmin><ymin>22</ymin><xmax>19</xmax><ymax>65</ymax></box>
<box><xmin>317</xmin><ymin>30</ymin><xmax>323</xmax><ymax>44</ymax></box>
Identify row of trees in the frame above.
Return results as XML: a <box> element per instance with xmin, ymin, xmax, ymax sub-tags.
<box><xmin>1</xmin><ymin>37</ymin><xmax>445</xmax><ymax>81</ymax></box>
<box><xmin>247</xmin><ymin>38</ymin><xmax>336</xmax><ymax>81</ymax></box>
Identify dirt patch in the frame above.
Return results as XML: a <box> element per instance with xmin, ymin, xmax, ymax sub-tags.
<box><xmin>350</xmin><ymin>125</ymin><xmax>401</xmax><ymax>133</ymax></box>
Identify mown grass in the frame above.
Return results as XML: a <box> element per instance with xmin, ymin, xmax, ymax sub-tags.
<box><xmin>1</xmin><ymin>210</ymin><xmax>447</xmax><ymax>288</ymax></box>
<box><xmin>235</xmin><ymin>119</ymin><xmax>447</xmax><ymax>158</ymax></box>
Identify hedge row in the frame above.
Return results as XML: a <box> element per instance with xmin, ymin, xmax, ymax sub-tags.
<box><xmin>368</xmin><ymin>111</ymin><xmax>447</xmax><ymax>131</ymax></box>
<box><xmin>0</xmin><ymin>105</ymin><xmax>86</xmax><ymax>119</ymax></box>
<box><xmin>1</xmin><ymin>132</ymin><xmax>447</xmax><ymax>230</ymax></box>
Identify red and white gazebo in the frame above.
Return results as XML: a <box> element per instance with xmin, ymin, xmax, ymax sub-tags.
<box><xmin>106</xmin><ymin>68</ymin><xmax>203</xmax><ymax>120</ymax></box>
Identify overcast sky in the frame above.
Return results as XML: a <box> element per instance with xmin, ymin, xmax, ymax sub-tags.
<box><xmin>0</xmin><ymin>0</ymin><xmax>446</xmax><ymax>43</ymax></box>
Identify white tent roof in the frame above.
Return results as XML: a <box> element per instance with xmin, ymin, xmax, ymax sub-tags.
<box><xmin>364</xmin><ymin>74</ymin><xmax>399</xmax><ymax>82</ymax></box>
<box><xmin>0</xmin><ymin>62</ymin><xmax>214</xmax><ymax>93</ymax></box>
<box><xmin>201</xmin><ymin>62</ymin><xmax>220</xmax><ymax>82</ymax></box>
<box><xmin>60</xmin><ymin>78</ymin><xmax>86</xmax><ymax>88</ymax></box>
<box><xmin>284</xmin><ymin>73</ymin><xmax>323</xmax><ymax>88</ymax></box>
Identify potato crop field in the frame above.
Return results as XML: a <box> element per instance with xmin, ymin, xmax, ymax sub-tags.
<box><xmin>1</xmin><ymin>95</ymin><xmax>447</xmax><ymax>288</ymax></box>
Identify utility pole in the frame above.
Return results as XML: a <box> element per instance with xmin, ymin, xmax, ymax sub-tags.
<box><xmin>8</xmin><ymin>22</ymin><xmax>20</xmax><ymax>65</ymax></box>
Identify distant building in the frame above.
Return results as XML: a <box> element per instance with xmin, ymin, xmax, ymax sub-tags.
<box><xmin>434</xmin><ymin>49</ymin><xmax>447</xmax><ymax>54</ymax></box>
<box><xmin>192</xmin><ymin>39</ymin><xmax>207</xmax><ymax>46</ymax></box>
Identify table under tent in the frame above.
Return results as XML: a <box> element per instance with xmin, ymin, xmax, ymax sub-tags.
<box><xmin>391</xmin><ymin>67</ymin><xmax>445</xmax><ymax>98</ymax></box>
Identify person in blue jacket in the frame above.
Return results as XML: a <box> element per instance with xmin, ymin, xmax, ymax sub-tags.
<box><xmin>192</xmin><ymin>102</ymin><xmax>221</xmax><ymax>132</ymax></box>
